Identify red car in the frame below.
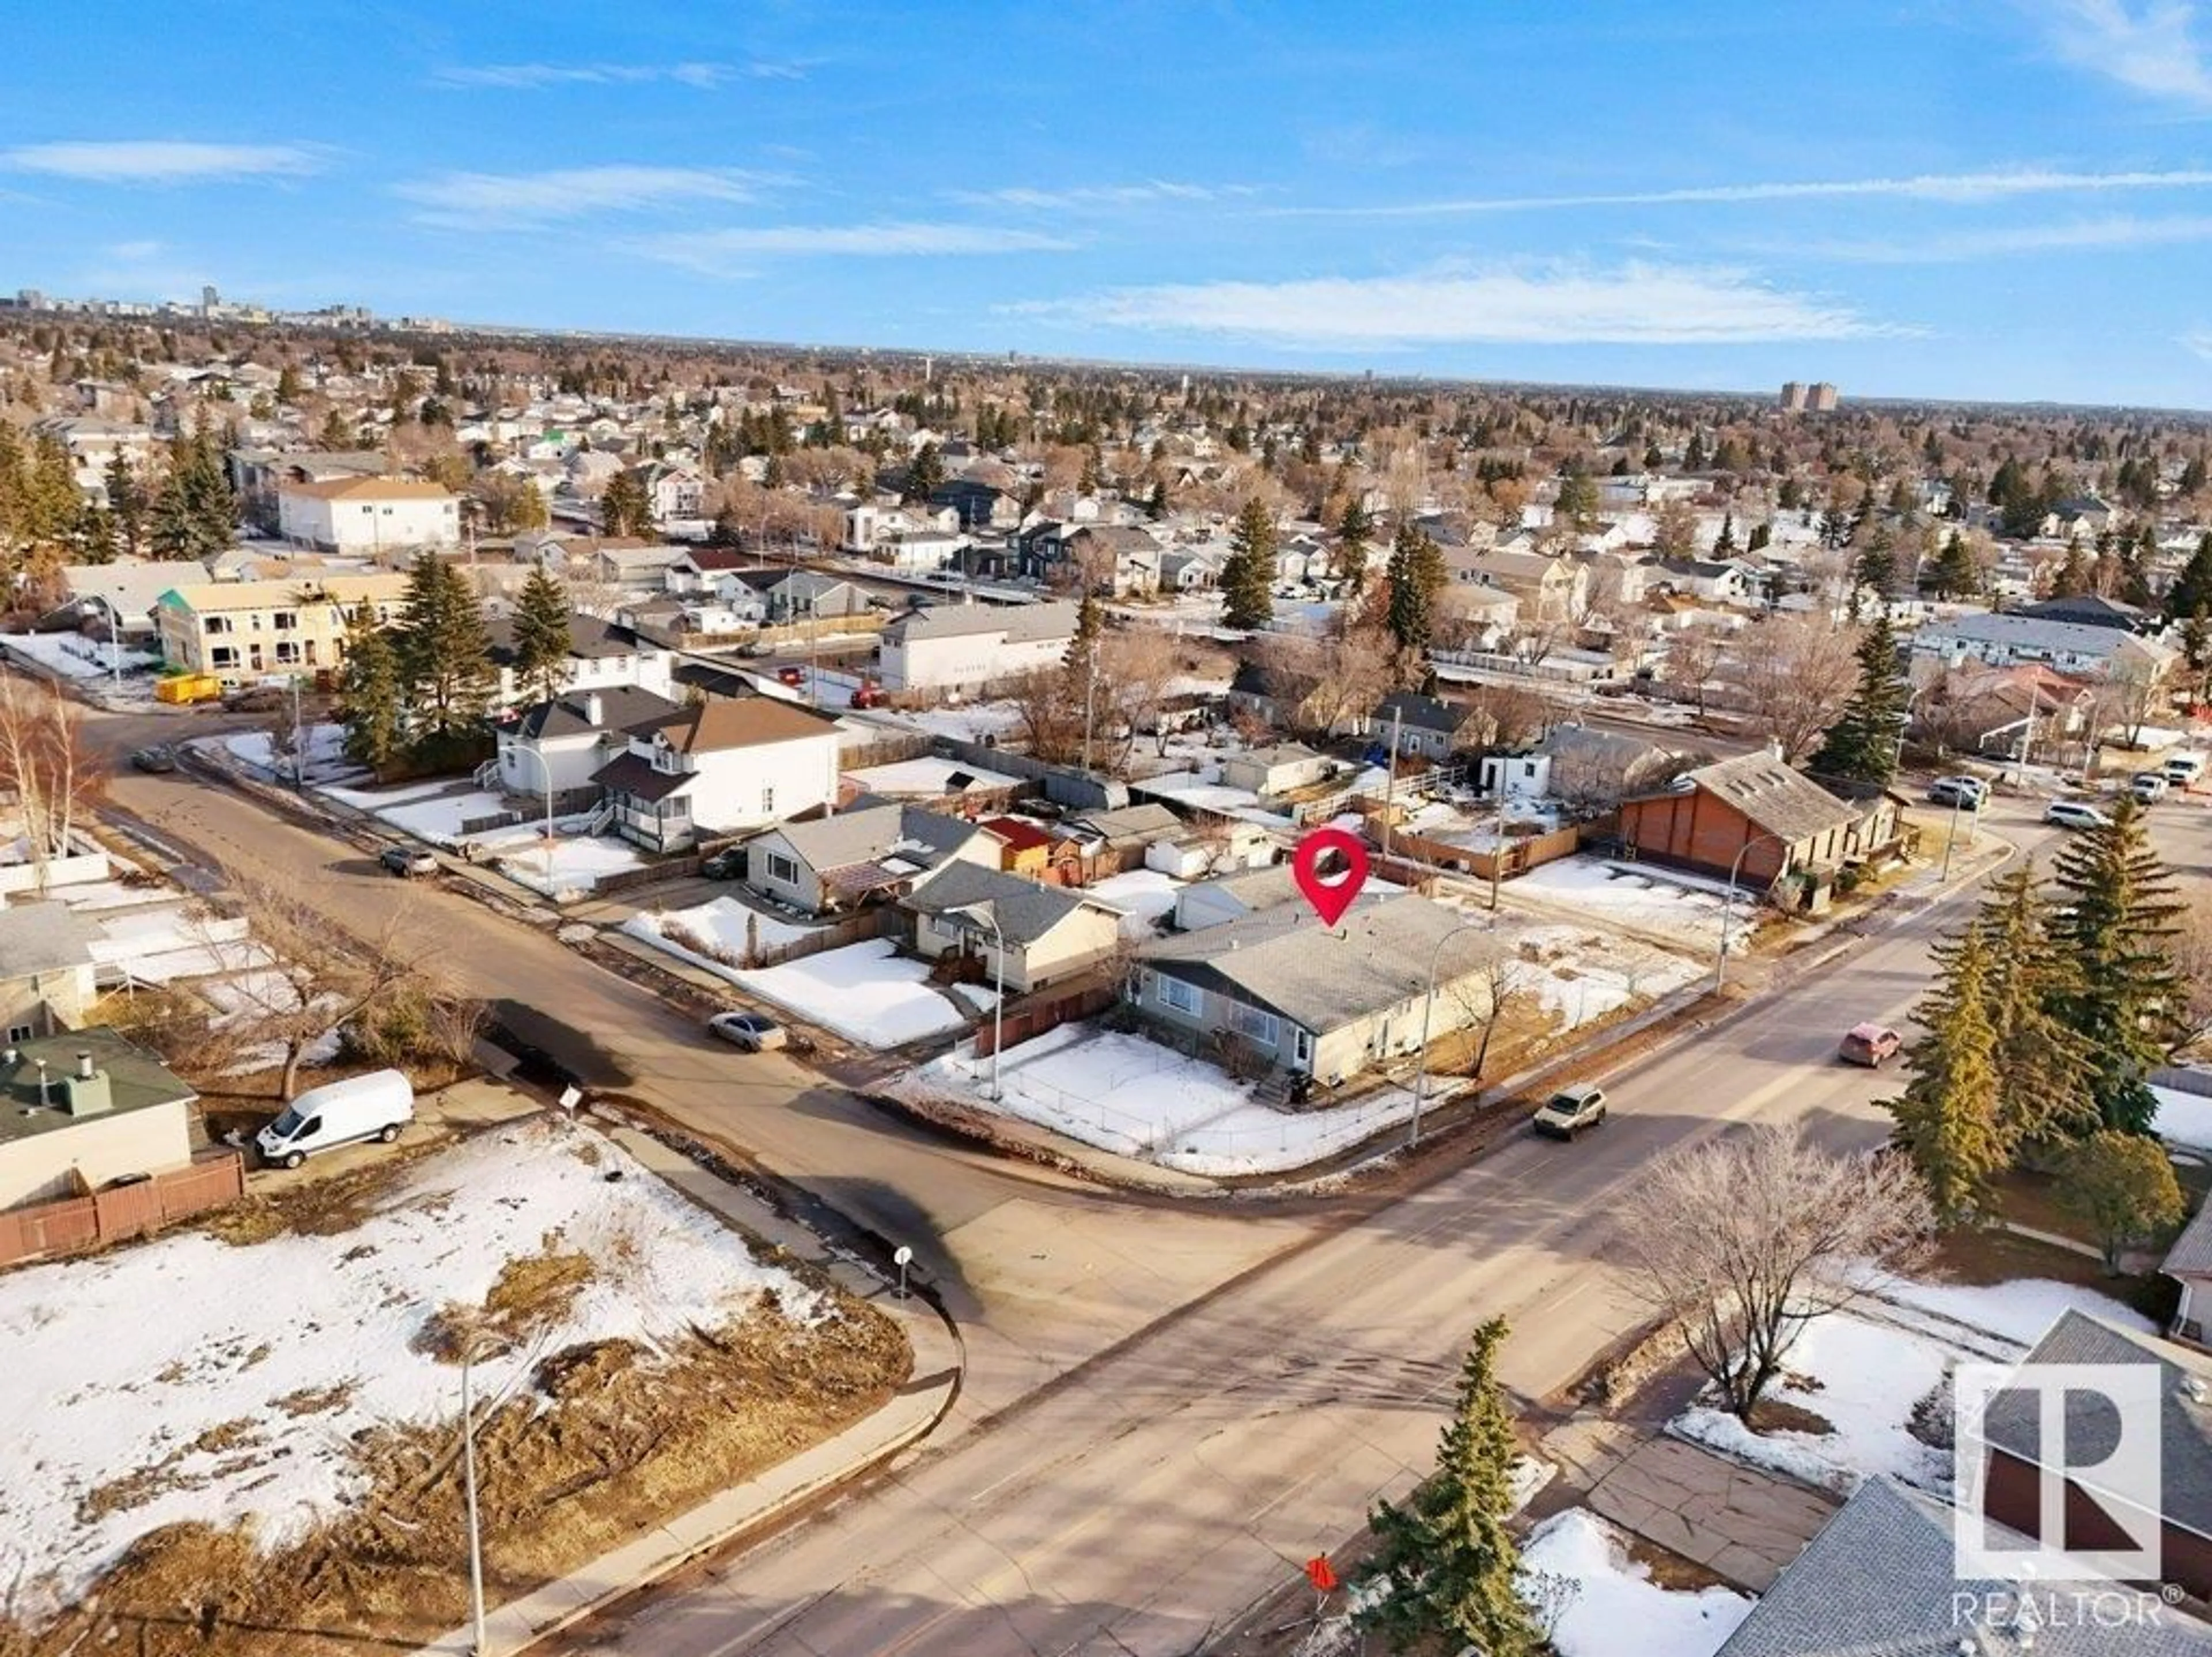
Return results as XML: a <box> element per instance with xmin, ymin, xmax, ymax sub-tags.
<box><xmin>1838</xmin><ymin>1023</ymin><xmax>1903</xmax><ymax>1067</ymax></box>
<box><xmin>775</xmin><ymin>666</ymin><xmax>806</xmax><ymax>688</ymax></box>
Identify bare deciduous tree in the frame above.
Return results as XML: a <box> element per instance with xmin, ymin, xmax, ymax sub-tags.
<box><xmin>1616</xmin><ymin>1126</ymin><xmax>1933</xmax><ymax>1420</ymax></box>
<box><xmin>1662</xmin><ymin>622</ymin><xmax>1729</xmax><ymax>717</ymax></box>
<box><xmin>1734</xmin><ymin>615</ymin><xmax>1862</xmax><ymax>761</ymax></box>
<box><xmin>2165</xmin><ymin>891</ymin><xmax>2212</xmax><ymax>1058</ymax></box>
<box><xmin>0</xmin><ymin>674</ymin><xmax>104</xmax><ymax>895</ymax></box>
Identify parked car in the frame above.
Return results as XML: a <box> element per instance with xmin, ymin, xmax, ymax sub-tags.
<box><xmin>1532</xmin><ymin>1083</ymin><xmax>1608</xmax><ymax>1140</ymax></box>
<box><xmin>1838</xmin><ymin>1022</ymin><xmax>1904</xmax><ymax>1067</ymax></box>
<box><xmin>2043</xmin><ymin>799</ymin><xmax>2111</xmax><ymax>830</ymax></box>
<box><xmin>378</xmin><ymin>845</ymin><xmax>438</xmax><ymax>878</ymax></box>
<box><xmin>707</xmin><ymin>1010</ymin><xmax>787</xmax><ymax>1052</ymax></box>
<box><xmin>701</xmin><ymin>847</ymin><xmax>744</xmax><ymax>880</ymax></box>
<box><xmin>129</xmin><ymin>744</ymin><xmax>177</xmax><ymax>773</ymax></box>
<box><xmin>1926</xmin><ymin>775</ymin><xmax>1987</xmax><ymax>810</ymax></box>
<box><xmin>775</xmin><ymin>665</ymin><xmax>806</xmax><ymax>688</ymax></box>
<box><xmin>256</xmin><ymin>1069</ymin><xmax>414</xmax><ymax>1170</ymax></box>
<box><xmin>2131</xmin><ymin>771</ymin><xmax>2170</xmax><ymax>804</ymax></box>
<box><xmin>2165</xmin><ymin>751</ymin><xmax>2207</xmax><ymax>788</ymax></box>
<box><xmin>736</xmin><ymin>640</ymin><xmax>770</xmax><ymax>659</ymax></box>
<box><xmin>851</xmin><ymin>681</ymin><xmax>888</xmax><ymax>710</ymax></box>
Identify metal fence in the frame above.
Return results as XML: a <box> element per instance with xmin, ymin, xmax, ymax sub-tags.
<box><xmin>0</xmin><ymin>1151</ymin><xmax>244</xmax><ymax>1267</ymax></box>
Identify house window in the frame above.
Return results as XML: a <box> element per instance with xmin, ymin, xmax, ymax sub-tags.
<box><xmin>275</xmin><ymin>641</ymin><xmax>298</xmax><ymax>665</ymax></box>
<box><xmin>760</xmin><ymin>787</ymin><xmax>775</xmax><ymax>814</ymax></box>
<box><xmin>210</xmin><ymin>646</ymin><xmax>238</xmax><ymax>668</ymax></box>
<box><xmin>1292</xmin><ymin>1028</ymin><xmax>1313</xmax><ymax>1066</ymax></box>
<box><xmin>273</xmin><ymin>611</ymin><xmax>297</xmax><ymax>631</ymax></box>
<box><xmin>1158</xmin><ymin>975</ymin><xmax>1198</xmax><ymax>1015</ymax></box>
<box><xmin>6</xmin><ymin>1024</ymin><xmax>29</xmax><ymax>1044</ymax></box>
<box><xmin>765</xmin><ymin>852</ymin><xmax>799</xmax><ymax>885</ymax></box>
<box><xmin>1233</xmin><ymin>1004</ymin><xmax>1279</xmax><ymax>1048</ymax></box>
<box><xmin>204</xmin><ymin>616</ymin><xmax>231</xmax><ymax>635</ymax></box>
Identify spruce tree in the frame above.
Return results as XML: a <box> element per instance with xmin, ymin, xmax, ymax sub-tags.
<box><xmin>1337</xmin><ymin>497</ymin><xmax>1373</xmax><ymax>594</ymax></box>
<box><xmin>1359</xmin><ymin>1318</ymin><xmax>1539</xmax><ymax>1656</ymax></box>
<box><xmin>1973</xmin><ymin>871</ymin><xmax>2099</xmax><ymax>1152</ymax></box>
<box><xmin>338</xmin><ymin>606</ymin><xmax>404</xmax><ymax>774</ymax></box>
<box><xmin>2049</xmin><ymin>795</ymin><xmax>2183</xmax><ymax>1134</ymax></box>
<box><xmin>1809</xmin><ymin>612</ymin><xmax>1907</xmax><ymax>784</ymax></box>
<box><xmin>1063</xmin><ymin>592</ymin><xmax>1103</xmax><ymax>672</ymax></box>
<box><xmin>1219</xmin><ymin>497</ymin><xmax>1276</xmax><ymax>630</ymax></box>
<box><xmin>1889</xmin><ymin>924</ymin><xmax>2008</xmax><ymax>1223</ymax></box>
<box><xmin>1926</xmin><ymin>530</ymin><xmax>1979</xmax><ymax>599</ymax></box>
<box><xmin>510</xmin><ymin>566</ymin><xmax>574</xmax><ymax>708</ymax></box>
<box><xmin>104</xmin><ymin>452</ymin><xmax>146</xmax><ymax>558</ymax></box>
<box><xmin>396</xmin><ymin>552</ymin><xmax>495</xmax><ymax>755</ymax></box>
<box><xmin>904</xmin><ymin>440</ymin><xmax>945</xmax><ymax>504</ymax></box>
<box><xmin>600</xmin><ymin>470</ymin><xmax>652</xmax><ymax>537</ymax></box>
<box><xmin>1384</xmin><ymin>522</ymin><xmax>1448</xmax><ymax>654</ymax></box>
<box><xmin>1853</xmin><ymin>527</ymin><xmax>1897</xmax><ymax>609</ymax></box>
<box><xmin>2167</xmin><ymin>532</ymin><xmax>2212</xmax><ymax>622</ymax></box>
<box><xmin>2052</xmin><ymin>536</ymin><xmax>2090</xmax><ymax>597</ymax></box>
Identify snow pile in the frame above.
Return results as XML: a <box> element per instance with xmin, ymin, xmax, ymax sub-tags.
<box><xmin>1862</xmin><ymin>1272</ymin><xmax>2151</xmax><ymax>1348</ymax></box>
<box><xmin>1513</xmin><ymin>924</ymin><xmax>1703</xmax><ymax>1030</ymax></box>
<box><xmin>0</xmin><ymin>633</ymin><xmax>157</xmax><ymax>682</ymax></box>
<box><xmin>2154</xmin><ymin>1083</ymin><xmax>2212</xmax><ymax>1153</ymax></box>
<box><xmin>843</xmin><ymin>756</ymin><xmax>1022</xmax><ymax>796</ymax></box>
<box><xmin>1514</xmin><ymin>858</ymin><xmax>1747</xmax><ymax>951</ymax></box>
<box><xmin>623</xmin><ymin>895</ymin><xmax>825</xmax><ymax>976</ymax></box>
<box><xmin>0</xmin><ymin>1117</ymin><xmax>822</xmax><ymax>1617</ymax></box>
<box><xmin>736</xmin><ymin>939</ymin><xmax>967</xmax><ymax>1046</ymax></box>
<box><xmin>1519</xmin><ymin>1510</ymin><xmax>1752</xmax><ymax>1657</ymax></box>
<box><xmin>90</xmin><ymin>907</ymin><xmax>274</xmax><ymax>985</ymax></box>
<box><xmin>496</xmin><ymin>836</ymin><xmax>647</xmax><ymax>896</ymax></box>
<box><xmin>1084</xmin><ymin>869</ymin><xmax>1184</xmax><ymax>937</ymax></box>
<box><xmin>224</xmin><ymin>722</ymin><xmax>350</xmax><ymax>782</ymax></box>
<box><xmin>368</xmin><ymin>788</ymin><xmax>512</xmax><ymax>846</ymax></box>
<box><xmin>897</xmin><ymin>700</ymin><xmax>1024</xmax><ymax>742</ymax></box>
<box><xmin>897</xmin><ymin>1022</ymin><xmax>1437</xmax><ymax>1175</ymax></box>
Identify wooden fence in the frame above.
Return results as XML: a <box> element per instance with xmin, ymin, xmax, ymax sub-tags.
<box><xmin>0</xmin><ymin>1151</ymin><xmax>244</xmax><ymax>1267</ymax></box>
<box><xmin>974</xmin><ymin>983</ymin><xmax>1116</xmax><ymax>1058</ymax></box>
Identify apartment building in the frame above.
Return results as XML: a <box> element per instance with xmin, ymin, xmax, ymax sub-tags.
<box><xmin>153</xmin><ymin>573</ymin><xmax>411</xmax><ymax>683</ymax></box>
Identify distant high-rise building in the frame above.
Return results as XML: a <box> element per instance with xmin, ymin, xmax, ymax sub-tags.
<box><xmin>200</xmin><ymin>284</ymin><xmax>219</xmax><ymax>315</ymax></box>
<box><xmin>1808</xmin><ymin>381</ymin><xmax>1839</xmax><ymax>412</ymax></box>
<box><xmin>1780</xmin><ymin>380</ymin><xmax>1807</xmax><ymax>411</ymax></box>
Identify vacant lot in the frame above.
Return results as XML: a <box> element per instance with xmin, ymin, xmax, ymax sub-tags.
<box><xmin>0</xmin><ymin>1116</ymin><xmax>908</xmax><ymax>1657</ymax></box>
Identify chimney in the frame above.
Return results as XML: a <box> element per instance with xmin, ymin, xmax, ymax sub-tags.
<box><xmin>75</xmin><ymin>1050</ymin><xmax>93</xmax><ymax>1081</ymax></box>
<box><xmin>584</xmin><ymin>691</ymin><xmax>604</xmax><ymax>727</ymax></box>
<box><xmin>1766</xmin><ymin>736</ymin><xmax>1784</xmax><ymax>761</ymax></box>
<box><xmin>63</xmin><ymin>1065</ymin><xmax>112</xmax><ymax>1117</ymax></box>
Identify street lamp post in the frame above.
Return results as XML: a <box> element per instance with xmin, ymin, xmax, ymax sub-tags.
<box><xmin>956</xmin><ymin>902</ymin><xmax>1006</xmax><ymax>1099</ymax></box>
<box><xmin>513</xmin><ymin>737</ymin><xmax>557</xmax><ymax>876</ymax></box>
<box><xmin>1714</xmin><ymin>830</ymin><xmax>1793</xmax><ymax>991</ymax></box>
<box><xmin>1407</xmin><ymin>919</ymin><xmax>1494</xmax><ymax>1150</ymax></box>
<box><xmin>460</xmin><ymin>1345</ymin><xmax>488</xmax><ymax>1656</ymax></box>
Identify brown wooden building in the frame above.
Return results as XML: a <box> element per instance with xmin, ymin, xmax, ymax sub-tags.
<box><xmin>1614</xmin><ymin>749</ymin><xmax>1895</xmax><ymax>887</ymax></box>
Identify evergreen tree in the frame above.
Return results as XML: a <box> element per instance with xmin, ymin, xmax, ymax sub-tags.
<box><xmin>510</xmin><ymin>566</ymin><xmax>574</xmax><ymax>708</ymax></box>
<box><xmin>103</xmin><ymin>452</ymin><xmax>147</xmax><ymax>559</ymax></box>
<box><xmin>1974</xmin><ymin>871</ymin><xmax>2099</xmax><ymax>1151</ymax></box>
<box><xmin>1925</xmin><ymin>529</ymin><xmax>1979</xmax><ymax>600</ymax></box>
<box><xmin>2167</xmin><ymin>532</ymin><xmax>2212</xmax><ymax>622</ymax></box>
<box><xmin>600</xmin><ymin>470</ymin><xmax>652</xmax><ymax>537</ymax></box>
<box><xmin>148</xmin><ymin>426</ymin><xmax>235</xmax><ymax>561</ymax></box>
<box><xmin>1384</xmin><ymin>522</ymin><xmax>1448</xmax><ymax>654</ymax></box>
<box><xmin>1809</xmin><ymin>612</ymin><xmax>1907</xmax><ymax>784</ymax></box>
<box><xmin>1219</xmin><ymin>497</ymin><xmax>1277</xmax><ymax>630</ymax></box>
<box><xmin>1853</xmin><ymin>526</ymin><xmax>1897</xmax><ymax>613</ymax></box>
<box><xmin>319</xmin><ymin>409</ymin><xmax>354</xmax><ymax>449</ymax></box>
<box><xmin>1063</xmin><ymin>592</ymin><xmax>1103</xmax><ymax>672</ymax></box>
<box><xmin>1714</xmin><ymin>512</ymin><xmax>1737</xmax><ymax>556</ymax></box>
<box><xmin>2052</xmin><ymin>535</ymin><xmax>2091</xmax><ymax>597</ymax></box>
<box><xmin>2059</xmin><ymin>1132</ymin><xmax>2187</xmax><ymax>1273</ymax></box>
<box><xmin>904</xmin><ymin>440</ymin><xmax>945</xmax><ymax>504</ymax></box>
<box><xmin>395</xmin><ymin>552</ymin><xmax>495</xmax><ymax>754</ymax></box>
<box><xmin>338</xmin><ymin>605</ymin><xmax>404</xmax><ymax>773</ymax></box>
<box><xmin>1747</xmin><ymin>521</ymin><xmax>1772</xmax><ymax>553</ymax></box>
<box><xmin>1555</xmin><ymin>470</ymin><xmax>1599</xmax><ymax>529</ymax></box>
<box><xmin>1145</xmin><ymin>478</ymin><xmax>1168</xmax><ymax>519</ymax></box>
<box><xmin>1358</xmin><ymin>1318</ymin><xmax>1539</xmax><ymax>1656</ymax></box>
<box><xmin>1889</xmin><ymin>922</ymin><xmax>2008</xmax><ymax>1224</ymax></box>
<box><xmin>1336</xmin><ymin>496</ymin><xmax>1373</xmax><ymax>594</ymax></box>
<box><xmin>2049</xmin><ymin>795</ymin><xmax>2183</xmax><ymax>1134</ymax></box>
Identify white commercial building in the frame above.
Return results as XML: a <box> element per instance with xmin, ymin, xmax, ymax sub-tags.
<box><xmin>878</xmin><ymin>600</ymin><xmax>1080</xmax><ymax>694</ymax></box>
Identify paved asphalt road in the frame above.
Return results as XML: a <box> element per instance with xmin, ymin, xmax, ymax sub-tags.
<box><xmin>90</xmin><ymin>706</ymin><xmax>2212</xmax><ymax>1655</ymax></box>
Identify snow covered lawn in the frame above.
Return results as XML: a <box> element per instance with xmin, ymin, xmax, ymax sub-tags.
<box><xmin>319</xmin><ymin>777</ymin><xmax>468</xmax><ymax>811</ymax></box>
<box><xmin>2154</xmin><ymin>1083</ymin><xmax>2212</xmax><ymax>1153</ymax></box>
<box><xmin>0</xmin><ymin>632</ymin><xmax>156</xmax><ymax>681</ymax></box>
<box><xmin>224</xmin><ymin>721</ymin><xmax>351</xmax><ymax>783</ymax></box>
<box><xmin>1514</xmin><ymin>858</ymin><xmax>1750</xmax><ymax>951</ymax></box>
<box><xmin>1512</xmin><ymin>924</ymin><xmax>1703</xmax><ymax>1031</ymax></box>
<box><xmin>0</xmin><ymin>1117</ymin><xmax>825</xmax><ymax>1619</ymax></box>
<box><xmin>1084</xmin><ymin>869</ymin><xmax>1184</xmax><ymax>937</ymax></box>
<box><xmin>369</xmin><ymin>788</ymin><xmax>512</xmax><ymax>846</ymax></box>
<box><xmin>893</xmin><ymin>1022</ymin><xmax>1438</xmax><ymax>1175</ymax></box>
<box><xmin>495</xmin><ymin>836</ymin><xmax>647</xmax><ymax>896</ymax></box>
<box><xmin>736</xmin><ymin>939</ymin><xmax>967</xmax><ymax>1047</ymax></box>
<box><xmin>896</xmin><ymin>699</ymin><xmax>1024</xmax><ymax>742</ymax></box>
<box><xmin>1519</xmin><ymin>1510</ymin><xmax>1752</xmax><ymax>1657</ymax></box>
<box><xmin>843</xmin><ymin>755</ymin><xmax>1023</xmax><ymax>796</ymax></box>
<box><xmin>623</xmin><ymin>895</ymin><xmax>826</xmax><ymax>974</ymax></box>
<box><xmin>1672</xmin><ymin>1275</ymin><xmax>2151</xmax><ymax>1496</ymax></box>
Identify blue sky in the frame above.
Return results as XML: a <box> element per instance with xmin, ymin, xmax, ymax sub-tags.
<box><xmin>8</xmin><ymin>2</ymin><xmax>2212</xmax><ymax>407</ymax></box>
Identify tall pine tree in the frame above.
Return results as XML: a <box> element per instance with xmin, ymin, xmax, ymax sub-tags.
<box><xmin>1219</xmin><ymin>497</ymin><xmax>1277</xmax><ymax>630</ymax></box>
<box><xmin>2167</xmin><ymin>532</ymin><xmax>2212</xmax><ymax>622</ymax></box>
<box><xmin>1889</xmin><ymin>923</ymin><xmax>2008</xmax><ymax>1223</ymax></box>
<box><xmin>1358</xmin><ymin>1318</ymin><xmax>1539</xmax><ymax>1656</ymax></box>
<box><xmin>338</xmin><ymin>604</ymin><xmax>404</xmax><ymax>774</ymax></box>
<box><xmin>1336</xmin><ymin>497</ymin><xmax>1374</xmax><ymax>595</ymax></box>
<box><xmin>510</xmin><ymin>566</ymin><xmax>574</xmax><ymax>708</ymax></box>
<box><xmin>1809</xmin><ymin>612</ymin><xmax>1907</xmax><ymax>784</ymax></box>
<box><xmin>1974</xmin><ymin>871</ymin><xmax>2099</xmax><ymax>1152</ymax></box>
<box><xmin>2049</xmin><ymin>795</ymin><xmax>2183</xmax><ymax>1134</ymax></box>
<box><xmin>1384</xmin><ymin>522</ymin><xmax>1448</xmax><ymax>654</ymax></box>
<box><xmin>396</xmin><ymin>552</ymin><xmax>495</xmax><ymax>756</ymax></box>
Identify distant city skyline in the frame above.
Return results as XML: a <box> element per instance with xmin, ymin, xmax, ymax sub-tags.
<box><xmin>8</xmin><ymin>3</ymin><xmax>2212</xmax><ymax>406</ymax></box>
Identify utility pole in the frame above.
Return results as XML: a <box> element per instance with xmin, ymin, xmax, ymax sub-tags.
<box><xmin>290</xmin><ymin>673</ymin><xmax>305</xmax><ymax>792</ymax></box>
<box><xmin>1378</xmin><ymin>706</ymin><xmax>1404</xmax><ymax>865</ymax></box>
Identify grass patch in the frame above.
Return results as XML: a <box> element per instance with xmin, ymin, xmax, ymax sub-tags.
<box><xmin>1748</xmin><ymin>1398</ymin><xmax>1835</xmax><ymax>1437</ymax></box>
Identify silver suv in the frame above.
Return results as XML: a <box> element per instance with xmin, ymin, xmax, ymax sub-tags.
<box><xmin>1533</xmin><ymin>1083</ymin><xmax>1608</xmax><ymax>1140</ymax></box>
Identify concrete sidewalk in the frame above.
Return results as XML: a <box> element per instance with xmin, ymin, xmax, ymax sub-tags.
<box><xmin>416</xmin><ymin>1121</ymin><xmax>962</xmax><ymax>1656</ymax></box>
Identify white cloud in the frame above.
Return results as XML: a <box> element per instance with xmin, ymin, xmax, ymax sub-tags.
<box><xmin>2184</xmin><ymin>327</ymin><xmax>2212</xmax><ymax>361</ymax></box>
<box><xmin>1790</xmin><ymin>211</ymin><xmax>2212</xmax><ymax>261</ymax></box>
<box><xmin>429</xmin><ymin>60</ymin><xmax>804</xmax><ymax>90</ymax></box>
<box><xmin>396</xmin><ymin>166</ymin><xmax>780</xmax><ymax>226</ymax></box>
<box><xmin>629</xmin><ymin>222</ymin><xmax>1080</xmax><ymax>272</ymax></box>
<box><xmin>949</xmin><ymin>181</ymin><xmax>1259</xmax><ymax>210</ymax></box>
<box><xmin>1016</xmin><ymin>263</ymin><xmax>1895</xmax><ymax>346</ymax></box>
<box><xmin>0</xmin><ymin>141</ymin><xmax>322</xmax><ymax>183</ymax></box>
<box><xmin>1272</xmin><ymin>166</ymin><xmax>2212</xmax><ymax>218</ymax></box>
<box><xmin>2028</xmin><ymin>1</ymin><xmax>2212</xmax><ymax>108</ymax></box>
<box><xmin>106</xmin><ymin>240</ymin><xmax>165</xmax><ymax>261</ymax></box>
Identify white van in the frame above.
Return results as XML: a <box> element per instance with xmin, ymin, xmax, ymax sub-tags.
<box><xmin>2165</xmin><ymin>751</ymin><xmax>2206</xmax><ymax>788</ymax></box>
<box><xmin>256</xmin><ymin>1069</ymin><xmax>415</xmax><ymax>1170</ymax></box>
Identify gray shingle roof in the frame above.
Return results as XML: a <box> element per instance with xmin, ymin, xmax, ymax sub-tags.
<box><xmin>900</xmin><ymin>861</ymin><xmax>1109</xmax><ymax>945</ymax></box>
<box><xmin>1373</xmin><ymin>691</ymin><xmax>1470</xmax><ymax>735</ymax></box>
<box><xmin>1666</xmin><ymin>751</ymin><xmax>1861</xmax><ymax>843</ymax></box>
<box><xmin>1141</xmin><ymin>895</ymin><xmax>1499</xmax><ymax>1033</ymax></box>
<box><xmin>512</xmin><ymin>686</ymin><xmax>680</xmax><ymax>740</ymax></box>
<box><xmin>1717</xmin><ymin>1477</ymin><xmax>2212</xmax><ymax>1656</ymax></box>
<box><xmin>1922</xmin><ymin>611</ymin><xmax>2175</xmax><ymax>664</ymax></box>
<box><xmin>0</xmin><ymin>902</ymin><xmax>97</xmax><ymax>981</ymax></box>
<box><xmin>770</xmin><ymin>803</ymin><xmax>984</xmax><ymax>876</ymax></box>
<box><xmin>886</xmin><ymin>599</ymin><xmax>1080</xmax><ymax>644</ymax></box>
<box><xmin>1988</xmin><ymin>1310</ymin><xmax>2212</xmax><ymax>1538</ymax></box>
<box><xmin>2166</xmin><ymin>1194</ymin><xmax>2212</xmax><ymax>1277</ymax></box>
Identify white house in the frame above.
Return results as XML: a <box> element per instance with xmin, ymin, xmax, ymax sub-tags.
<box><xmin>1911</xmin><ymin>612</ymin><xmax>2178</xmax><ymax>683</ymax></box>
<box><xmin>878</xmin><ymin>600</ymin><xmax>1081</xmax><ymax>694</ymax></box>
<box><xmin>875</xmin><ymin>527</ymin><xmax>971</xmax><ymax>573</ymax></box>
<box><xmin>484</xmin><ymin>614</ymin><xmax>675</xmax><ymax>709</ymax></box>
<box><xmin>275</xmin><ymin>478</ymin><xmax>460</xmax><ymax>555</ymax></box>
<box><xmin>844</xmin><ymin>502</ymin><xmax>960</xmax><ymax>554</ymax></box>
<box><xmin>900</xmin><ymin>862</ymin><xmax>1126</xmax><ymax>994</ymax></box>
<box><xmin>592</xmin><ymin>696</ymin><xmax>843</xmax><ymax>853</ymax></box>
<box><xmin>497</xmin><ymin>686</ymin><xmax>681</xmax><ymax>797</ymax></box>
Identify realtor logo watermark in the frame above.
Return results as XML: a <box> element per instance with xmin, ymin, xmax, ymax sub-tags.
<box><xmin>1953</xmin><ymin>1360</ymin><xmax>2165</xmax><ymax>1583</ymax></box>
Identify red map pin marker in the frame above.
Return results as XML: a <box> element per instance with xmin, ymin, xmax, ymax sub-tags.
<box><xmin>1291</xmin><ymin>826</ymin><xmax>1369</xmax><ymax>926</ymax></box>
